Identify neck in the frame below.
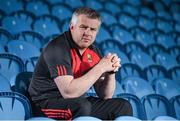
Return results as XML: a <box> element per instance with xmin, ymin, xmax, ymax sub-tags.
<box><xmin>79</xmin><ymin>48</ymin><xmax>87</xmax><ymax>55</ymax></box>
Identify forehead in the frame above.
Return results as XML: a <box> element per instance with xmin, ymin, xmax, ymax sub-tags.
<box><xmin>77</xmin><ymin>14</ymin><xmax>101</xmax><ymax>28</ymax></box>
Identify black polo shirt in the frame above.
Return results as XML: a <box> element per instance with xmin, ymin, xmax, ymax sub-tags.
<box><xmin>28</xmin><ymin>31</ymin><xmax>102</xmax><ymax>101</ymax></box>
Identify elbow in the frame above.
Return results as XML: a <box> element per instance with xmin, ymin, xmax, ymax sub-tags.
<box><xmin>61</xmin><ymin>90</ymin><xmax>80</xmax><ymax>99</ymax></box>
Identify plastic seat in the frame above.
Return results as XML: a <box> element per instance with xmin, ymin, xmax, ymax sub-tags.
<box><xmin>25</xmin><ymin>56</ymin><xmax>39</xmax><ymax>71</ymax></box>
<box><xmin>15</xmin><ymin>31</ymin><xmax>44</xmax><ymax>50</ymax></box>
<box><xmin>144</xmin><ymin>64</ymin><xmax>168</xmax><ymax>84</ymax></box>
<box><xmin>152</xmin><ymin>78</ymin><xmax>180</xmax><ymax>99</ymax></box>
<box><xmin>140</xmin><ymin>7</ymin><xmax>155</xmax><ymax>19</ymax></box>
<box><xmin>155</xmin><ymin>52</ymin><xmax>178</xmax><ymax>70</ymax></box>
<box><xmin>0</xmin><ymin>44</ymin><xmax>5</xmax><ymax>53</ymax></box>
<box><xmin>168</xmin><ymin>46</ymin><xmax>180</xmax><ymax>58</ymax></box>
<box><xmin>32</xmin><ymin>15</ymin><xmax>61</xmax><ymax>38</ymax></box>
<box><xmin>117</xmin><ymin>93</ymin><xmax>146</xmax><ymax>120</ymax></box>
<box><xmin>114</xmin><ymin>116</ymin><xmax>142</xmax><ymax>121</ymax></box>
<box><xmin>157</xmin><ymin>11</ymin><xmax>172</xmax><ymax>21</ymax></box>
<box><xmin>118</xmin><ymin>63</ymin><xmax>142</xmax><ymax>81</ymax></box>
<box><xmin>169</xmin><ymin>66</ymin><xmax>180</xmax><ymax>86</ymax></box>
<box><xmin>154</xmin><ymin>116</ymin><xmax>178</xmax><ymax>121</ymax></box>
<box><xmin>104</xmin><ymin>1</ymin><xmax>121</xmax><ymax>15</ymax></box>
<box><xmin>74</xmin><ymin>116</ymin><xmax>101</xmax><ymax>121</ymax></box>
<box><xmin>156</xmin><ymin>19</ymin><xmax>173</xmax><ymax>33</ymax></box>
<box><xmin>124</xmin><ymin>41</ymin><xmax>146</xmax><ymax>54</ymax></box>
<box><xmin>138</xmin><ymin>16</ymin><xmax>155</xmax><ymax>31</ymax></box>
<box><xmin>170</xmin><ymin>95</ymin><xmax>180</xmax><ymax>119</ymax></box>
<box><xmin>122</xmin><ymin>4</ymin><xmax>139</xmax><ymax>17</ymax></box>
<box><xmin>99</xmin><ymin>39</ymin><xmax>129</xmax><ymax>64</ymax></box>
<box><xmin>0</xmin><ymin>92</ymin><xmax>32</xmax><ymax>120</ymax></box>
<box><xmin>0</xmin><ymin>28</ymin><xmax>13</xmax><ymax>47</ymax></box>
<box><xmin>130</xmin><ymin>51</ymin><xmax>154</xmax><ymax>69</ymax></box>
<box><xmin>141</xmin><ymin>94</ymin><xmax>175</xmax><ymax>120</ymax></box>
<box><xmin>175</xmin><ymin>23</ymin><xmax>180</xmax><ymax>33</ymax></box>
<box><xmin>51</xmin><ymin>3</ymin><xmax>72</xmax><ymax>22</ymax></box>
<box><xmin>84</xmin><ymin>0</ymin><xmax>103</xmax><ymax>10</ymax></box>
<box><xmin>118</xmin><ymin>13</ymin><xmax>137</xmax><ymax>29</ymax></box>
<box><xmin>6</xmin><ymin>40</ymin><xmax>41</xmax><ymax>61</ymax></box>
<box><xmin>15</xmin><ymin>72</ymin><xmax>33</xmax><ymax>98</ymax></box>
<box><xmin>99</xmin><ymin>10</ymin><xmax>117</xmax><ymax>26</ymax></box>
<box><xmin>0</xmin><ymin>53</ymin><xmax>25</xmax><ymax>87</ymax></box>
<box><xmin>156</xmin><ymin>34</ymin><xmax>176</xmax><ymax>49</ymax></box>
<box><xmin>170</xmin><ymin>1</ymin><xmax>180</xmax><ymax>13</ymax></box>
<box><xmin>0</xmin><ymin>74</ymin><xmax>11</xmax><ymax>92</ymax></box>
<box><xmin>27</xmin><ymin>117</ymin><xmax>56</xmax><ymax>121</ymax></box>
<box><xmin>25</xmin><ymin>0</ymin><xmax>50</xmax><ymax>16</ymax></box>
<box><xmin>110</xmin><ymin>24</ymin><xmax>134</xmax><ymax>44</ymax></box>
<box><xmin>146</xmin><ymin>43</ymin><xmax>167</xmax><ymax>57</ymax></box>
<box><xmin>64</xmin><ymin>0</ymin><xmax>84</xmax><ymax>9</ymax></box>
<box><xmin>0</xmin><ymin>0</ymin><xmax>24</xmax><ymax>14</ymax></box>
<box><xmin>127</xmin><ymin>0</ymin><xmax>141</xmax><ymax>6</ymax></box>
<box><xmin>1</xmin><ymin>11</ymin><xmax>34</xmax><ymax>34</ymax></box>
<box><xmin>173</xmin><ymin>12</ymin><xmax>180</xmax><ymax>23</ymax></box>
<box><xmin>121</xmin><ymin>77</ymin><xmax>155</xmax><ymax>99</ymax></box>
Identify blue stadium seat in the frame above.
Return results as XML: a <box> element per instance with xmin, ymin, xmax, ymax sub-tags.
<box><xmin>0</xmin><ymin>0</ymin><xmax>24</xmax><ymax>14</ymax></box>
<box><xmin>100</xmin><ymin>10</ymin><xmax>117</xmax><ymax>26</ymax></box>
<box><xmin>117</xmin><ymin>63</ymin><xmax>142</xmax><ymax>81</ymax></box>
<box><xmin>1</xmin><ymin>11</ymin><xmax>34</xmax><ymax>34</ymax></box>
<box><xmin>154</xmin><ymin>116</ymin><xmax>178</xmax><ymax>121</ymax></box>
<box><xmin>122</xmin><ymin>4</ymin><xmax>139</xmax><ymax>17</ymax></box>
<box><xmin>170</xmin><ymin>1</ymin><xmax>180</xmax><ymax>13</ymax></box>
<box><xmin>118</xmin><ymin>13</ymin><xmax>137</xmax><ymax>29</ymax></box>
<box><xmin>175</xmin><ymin>23</ymin><xmax>180</xmax><ymax>33</ymax></box>
<box><xmin>154</xmin><ymin>52</ymin><xmax>178</xmax><ymax>70</ymax></box>
<box><xmin>0</xmin><ymin>92</ymin><xmax>32</xmax><ymax>120</ymax></box>
<box><xmin>0</xmin><ymin>44</ymin><xmax>5</xmax><ymax>53</ymax></box>
<box><xmin>139</xmin><ymin>7</ymin><xmax>155</xmax><ymax>19</ymax></box>
<box><xmin>170</xmin><ymin>95</ymin><xmax>180</xmax><ymax>119</ymax></box>
<box><xmin>157</xmin><ymin>11</ymin><xmax>172</xmax><ymax>21</ymax></box>
<box><xmin>114</xmin><ymin>116</ymin><xmax>142</xmax><ymax>121</ymax></box>
<box><xmin>156</xmin><ymin>19</ymin><xmax>174</xmax><ymax>33</ymax></box>
<box><xmin>138</xmin><ymin>16</ymin><xmax>155</xmax><ymax>31</ymax></box>
<box><xmin>15</xmin><ymin>72</ymin><xmax>33</xmax><ymax>98</ymax></box>
<box><xmin>144</xmin><ymin>64</ymin><xmax>168</xmax><ymax>84</ymax></box>
<box><xmin>15</xmin><ymin>31</ymin><xmax>44</xmax><ymax>50</ymax></box>
<box><xmin>27</xmin><ymin>117</ymin><xmax>56</xmax><ymax>121</ymax></box>
<box><xmin>104</xmin><ymin>1</ymin><xmax>121</xmax><ymax>15</ymax></box>
<box><xmin>51</xmin><ymin>3</ymin><xmax>72</xmax><ymax>22</ymax></box>
<box><xmin>110</xmin><ymin>24</ymin><xmax>134</xmax><ymax>44</ymax></box>
<box><xmin>6</xmin><ymin>40</ymin><xmax>41</xmax><ymax>61</ymax></box>
<box><xmin>141</xmin><ymin>94</ymin><xmax>175</xmax><ymax>120</ymax></box>
<box><xmin>168</xmin><ymin>46</ymin><xmax>180</xmax><ymax>58</ymax></box>
<box><xmin>74</xmin><ymin>116</ymin><xmax>101</xmax><ymax>121</ymax></box>
<box><xmin>0</xmin><ymin>28</ymin><xmax>13</xmax><ymax>47</ymax></box>
<box><xmin>173</xmin><ymin>12</ymin><xmax>180</xmax><ymax>23</ymax></box>
<box><xmin>117</xmin><ymin>93</ymin><xmax>146</xmax><ymax>120</ymax></box>
<box><xmin>121</xmin><ymin>77</ymin><xmax>155</xmax><ymax>99</ymax></box>
<box><xmin>146</xmin><ymin>43</ymin><xmax>167</xmax><ymax>57</ymax></box>
<box><xmin>114</xmin><ymin>81</ymin><xmax>124</xmax><ymax>96</ymax></box>
<box><xmin>32</xmin><ymin>15</ymin><xmax>61</xmax><ymax>38</ymax></box>
<box><xmin>61</xmin><ymin>18</ymin><xmax>71</xmax><ymax>32</ymax></box>
<box><xmin>113</xmin><ymin>0</ymin><xmax>125</xmax><ymax>5</ymax></box>
<box><xmin>25</xmin><ymin>0</ymin><xmax>50</xmax><ymax>16</ymax></box>
<box><xmin>0</xmin><ymin>74</ymin><xmax>11</xmax><ymax>92</ymax></box>
<box><xmin>124</xmin><ymin>41</ymin><xmax>146</xmax><ymax>54</ymax></box>
<box><xmin>84</xmin><ymin>0</ymin><xmax>103</xmax><ymax>10</ymax></box>
<box><xmin>46</xmin><ymin>0</ymin><xmax>63</xmax><ymax>5</ymax></box>
<box><xmin>153</xmin><ymin>1</ymin><xmax>166</xmax><ymax>12</ymax></box>
<box><xmin>0</xmin><ymin>53</ymin><xmax>25</xmax><ymax>87</ymax></box>
<box><xmin>152</xmin><ymin>78</ymin><xmax>180</xmax><ymax>99</ymax></box>
<box><xmin>64</xmin><ymin>0</ymin><xmax>84</xmax><ymax>9</ymax></box>
<box><xmin>127</xmin><ymin>0</ymin><xmax>141</xmax><ymax>6</ymax></box>
<box><xmin>169</xmin><ymin>66</ymin><xmax>180</xmax><ymax>86</ymax></box>
<box><xmin>0</xmin><ymin>9</ymin><xmax>6</xmax><ymax>22</ymax></box>
<box><xmin>25</xmin><ymin>56</ymin><xmax>39</xmax><ymax>72</ymax></box>
<box><xmin>130</xmin><ymin>50</ymin><xmax>154</xmax><ymax>69</ymax></box>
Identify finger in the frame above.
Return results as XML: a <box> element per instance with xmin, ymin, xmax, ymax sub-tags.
<box><xmin>106</xmin><ymin>53</ymin><xmax>112</xmax><ymax>59</ymax></box>
<box><xmin>112</xmin><ymin>61</ymin><xmax>121</xmax><ymax>67</ymax></box>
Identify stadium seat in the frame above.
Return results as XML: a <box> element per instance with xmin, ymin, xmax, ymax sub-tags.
<box><xmin>114</xmin><ymin>116</ymin><xmax>142</xmax><ymax>121</ymax></box>
<box><xmin>139</xmin><ymin>7</ymin><xmax>155</xmax><ymax>19</ymax></box>
<box><xmin>170</xmin><ymin>95</ymin><xmax>180</xmax><ymax>119</ymax></box>
<box><xmin>175</xmin><ymin>23</ymin><xmax>180</xmax><ymax>34</ymax></box>
<box><xmin>117</xmin><ymin>63</ymin><xmax>142</xmax><ymax>82</ymax></box>
<box><xmin>157</xmin><ymin>11</ymin><xmax>172</xmax><ymax>21</ymax></box>
<box><xmin>0</xmin><ymin>0</ymin><xmax>24</xmax><ymax>14</ymax></box>
<box><xmin>141</xmin><ymin>94</ymin><xmax>175</xmax><ymax>120</ymax></box>
<box><xmin>146</xmin><ymin>43</ymin><xmax>167</xmax><ymax>57</ymax></box>
<box><xmin>130</xmin><ymin>50</ymin><xmax>154</xmax><ymax>69</ymax></box>
<box><xmin>25</xmin><ymin>0</ymin><xmax>50</xmax><ymax>16</ymax></box>
<box><xmin>27</xmin><ymin>117</ymin><xmax>56</xmax><ymax>121</ymax></box>
<box><xmin>114</xmin><ymin>81</ymin><xmax>124</xmax><ymax>97</ymax></box>
<box><xmin>104</xmin><ymin>1</ymin><xmax>121</xmax><ymax>15</ymax></box>
<box><xmin>84</xmin><ymin>0</ymin><xmax>103</xmax><ymax>10</ymax></box>
<box><xmin>1</xmin><ymin>11</ymin><xmax>34</xmax><ymax>34</ymax></box>
<box><xmin>99</xmin><ymin>10</ymin><xmax>117</xmax><ymax>26</ymax></box>
<box><xmin>152</xmin><ymin>78</ymin><xmax>180</xmax><ymax>99</ymax></box>
<box><xmin>138</xmin><ymin>16</ymin><xmax>155</xmax><ymax>31</ymax></box>
<box><xmin>64</xmin><ymin>0</ymin><xmax>84</xmax><ymax>9</ymax></box>
<box><xmin>6</xmin><ymin>40</ymin><xmax>41</xmax><ymax>61</ymax></box>
<box><xmin>121</xmin><ymin>77</ymin><xmax>155</xmax><ymax>99</ymax></box>
<box><xmin>122</xmin><ymin>4</ymin><xmax>139</xmax><ymax>17</ymax></box>
<box><xmin>154</xmin><ymin>52</ymin><xmax>178</xmax><ymax>70</ymax></box>
<box><xmin>169</xmin><ymin>66</ymin><xmax>180</xmax><ymax>85</ymax></box>
<box><xmin>15</xmin><ymin>72</ymin><xmax>33</xmax><ymax>98</ymax></box>
<box><xmin>51</xmin><ymin>3</ymin><xmax>72</xmax><ymax>22</ymax></box>
<box><xmin>15</xmin><ymin>31</ymin><xmax>44</xmax><ymax>50</ymax></box>
<box><xmin>32</xmin><ymin>15</ymin><xmax>61</xmax><ymax>38</ymax></box>
<box><xmin>168</xmin><ymin>46</ymin><xmax>180</xmax><ymax>58</ymax></box>
<box><xmin>74</xmin><ymin>116</ymin><xmax>101</xmax><ymax>121</ymax></box>
<box><xmin>0</xmin><ymin>28</ymin><xmax>13</xmax><ymax>47</ymax></box>
<box><xmin>0</xmin><ymin>53</ymin><xmax>25</xmax><ymax>87</ymax></box>
<box><xmin>0</xmin><ymin>44</ymin><xmax>5</xmax><ymax>53</ymax></box>
<box><xmin>144</xmin><ymin>64</ymin><xmax>168</xmax><ymax>84</ymax></box>
<box><xmin>156</xmin><ymin>19</ymin><xmax>174</xmax><ymax>33</ymax></box>
<box><xmin>117</xmin><ymin>93</ymin><xmax>146</xmax><ymax>120</ymax></box>
<box><xmin>0</xmin><ymin>74</ymin><xmax>11</xmax><ymax>92</ymax></box>
<box><xmin>0</xmin><ymin>92</ymin><xmax>32</xmax><ymax>120</ymax></box>
<box><xmin>25</xmin><ymin>56</ymin><xmax>39</xmax><ymax>71</ymax></box>
<box><xmin>173</xmin><ymin>12</ymin><xmax>180</xmax><ymax>23</ymax></box>
<box><xmin>110</xmin><ymin>24</ymin><xmax>134</xmax><ymax>44</ymax></box>
<box><xmin>124</xmin><ymin>41</ymin><xmax>146</xmax><ymax>54</ymax></box>
<box><xmin>154</xmin><ymin>116</ymin><xmax>178</xmax><ymax>121</ymax></box>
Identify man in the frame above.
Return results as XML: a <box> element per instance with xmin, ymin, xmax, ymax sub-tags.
<box><xmin>28</xmin><ymin>7</ymin><xmax>132</xmax><ymax>120</ymax></box>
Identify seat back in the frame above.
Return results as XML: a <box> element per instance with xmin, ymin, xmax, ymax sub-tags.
<box><xmin>170</xmin><ymin>95</ymin><xmax>180</xmax><ymax>119</ymax></box>
<box><xmin>0</xmin><ymin>74</ymin><xmax>11</xmax><ymax>92</ymax></box>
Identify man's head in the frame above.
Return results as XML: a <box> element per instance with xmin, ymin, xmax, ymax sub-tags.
<box><xmin>70</xmin><ymin>7</ymin><xmax>102</xmax><ymax>50</ymax></box>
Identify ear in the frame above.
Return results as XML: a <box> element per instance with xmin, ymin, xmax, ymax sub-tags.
<box><xmin>70</xmin><ymin>23</ymin><xmax>74</xmax><ymax>31</ymax></box>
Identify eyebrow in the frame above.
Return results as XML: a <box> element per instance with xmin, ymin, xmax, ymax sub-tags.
<box><xmin>79</xmin><ymin>24</ymin><xmax>97</xmax><ymax>30</ymax></box>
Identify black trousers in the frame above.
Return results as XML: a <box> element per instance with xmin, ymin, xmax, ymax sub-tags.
<box><xmin>33</xmin><ymin>96</ymin><xmax>133</xmax><ymax>120</ymax></box>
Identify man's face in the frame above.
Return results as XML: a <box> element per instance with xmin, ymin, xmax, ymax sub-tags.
<box><xmin>70</xmin><ymin>14</ymin><xmax>101</xmax><ymax>49</ymax></box>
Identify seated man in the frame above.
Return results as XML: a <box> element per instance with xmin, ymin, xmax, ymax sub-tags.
<box><xmin>28</xmin><ymin>7</ymin><xmax>132</xmax><ymax>120</ymax></box>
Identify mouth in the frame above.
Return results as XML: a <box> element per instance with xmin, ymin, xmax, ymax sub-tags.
<box><xmin>82</xmin><ymin>38</ymin><xmax>91</xmax><ymax>42</ymax></box>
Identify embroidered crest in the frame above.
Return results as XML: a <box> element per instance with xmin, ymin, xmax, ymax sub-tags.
<box><xmin>87</xmin><ymin>54</ymin><xmax>93</xmax><ymax>63</ymax></box>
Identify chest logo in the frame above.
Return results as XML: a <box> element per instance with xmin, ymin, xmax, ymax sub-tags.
<box><xmin>87</xmin><ymin>54</ymin><xmax>93</xmax><ymax>63</ymax></box>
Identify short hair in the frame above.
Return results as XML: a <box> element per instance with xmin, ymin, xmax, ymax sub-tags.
<box><xmin>70</xmin><ymin>7</ymin><xmax>102</xmax><ymax>25</ymax></box>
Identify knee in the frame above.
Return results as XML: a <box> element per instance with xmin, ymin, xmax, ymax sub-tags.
<box><xmin>120</xmin><ymin>99</ymin><xmax>133</xmax><ymax>116</ymax></box>
<box><xmin>75</xmin><ymin>99</ymin><xmax>92</xmax><ymax>116</ymax></box>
